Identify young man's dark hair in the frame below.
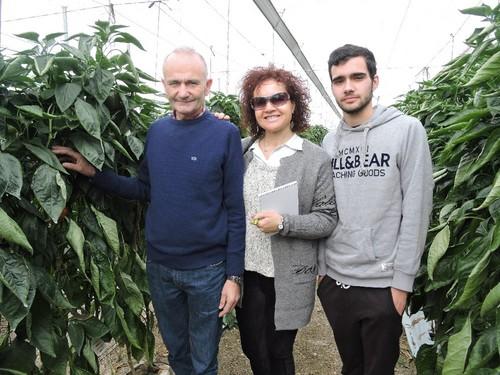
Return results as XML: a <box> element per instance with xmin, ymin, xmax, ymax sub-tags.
<box><xmin>328</xmin><ymin>44</ymin><xmax>377</xmax><ymax>81</ymax></box>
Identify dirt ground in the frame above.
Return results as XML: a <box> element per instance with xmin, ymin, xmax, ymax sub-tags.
<box><xmin>150</xmin><ymin>297</ymin><xmax>417</xmax><ymax>375</ymax></box>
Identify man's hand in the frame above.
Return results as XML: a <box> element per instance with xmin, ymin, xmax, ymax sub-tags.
<box><xmin>251</xmin><ymin>210</ymin><xmax>282</xmax><ymax>233</ymax></box>
<box><xmin>212</xmin><ymin>112</ymin><xmax>230</xmax><ymax>121</ymax></box>
<box><xmin>390</xmin><ymin>287</ymin><xmax>408</xmax><ymax>316</ymax></box>
<box><xmin>52</xmin><ymin>146</ymin><xmax>96</xmax><ymax>177</ymax></box>
<box><xmin>218</xmin><ymin>279</ymin><xmax>240</xmax><ymax>317</ymax></box>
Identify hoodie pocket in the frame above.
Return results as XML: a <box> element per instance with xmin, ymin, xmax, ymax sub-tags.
<box><xmin>328</xmin><ymin>223</ymin><xmax>376</xmax><ymax>265</ymax></box>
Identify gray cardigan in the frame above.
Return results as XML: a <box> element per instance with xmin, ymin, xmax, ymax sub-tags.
<box><xmin>242</xmin><ymin>137</ymin><xmax>337</xmax><ymax>330</ymax></box>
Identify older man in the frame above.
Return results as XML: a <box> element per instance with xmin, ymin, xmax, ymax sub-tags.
<box><xmin>53</xmin><ymin>47</ymin><xmax>245</xmax><ymax>375</ymax></box>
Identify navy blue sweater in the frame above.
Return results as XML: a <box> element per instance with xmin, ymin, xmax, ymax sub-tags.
<box><xmin>92</xmin><ymin>111</ymin><xmax>245</xmax><ymax>276</ymax></box>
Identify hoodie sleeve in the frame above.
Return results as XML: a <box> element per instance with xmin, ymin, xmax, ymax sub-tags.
<box><xmin>392</xmin><ymin>119</ymin><xmax>433</xmax><ymax>292</ymax></box>
<box><xmin>280</xmin><ymin>150</ymin><xmax>337</xmax><ymax>240</ymax></box>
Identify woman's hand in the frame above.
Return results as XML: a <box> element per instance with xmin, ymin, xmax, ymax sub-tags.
<box><xmin>251</xmin><ymin>210</ymin><xmax>282</xmax><ymax>233</ymax></box>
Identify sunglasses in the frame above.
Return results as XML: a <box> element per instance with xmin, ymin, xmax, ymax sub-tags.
<box><xmin>250</xmin><ymin>92</ymin><xmax>290</xmax><ymax>110</ymax></box>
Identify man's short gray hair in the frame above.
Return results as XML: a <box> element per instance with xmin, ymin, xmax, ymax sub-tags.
<box><xmin>164</xmin><ymin>47</ymin><xmax>208</xmax><ymax>79</ymax></box>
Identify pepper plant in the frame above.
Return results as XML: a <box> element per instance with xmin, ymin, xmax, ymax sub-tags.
<box><xmin>397</xmin><ymin>4</ymin><xmax>499</xmax><ymax>374</ymax></box>
<box><xmin>0</xmin><ymin>21</ymin><xmax>167</xmax><ymax>374</ymax></box>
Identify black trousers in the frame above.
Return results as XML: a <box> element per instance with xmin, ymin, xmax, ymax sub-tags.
<box><xmin>236</xmin><ymin>271</ymin><xmax>298</xmax><ymax>375</ymax></box>
<box><xmin>317</xmin><ymin>276</ymin><xmax>402</xmax><ymax>375</ymax></box>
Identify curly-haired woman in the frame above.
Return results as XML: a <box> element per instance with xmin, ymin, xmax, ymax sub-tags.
<box><xmin>236</xmin><ymin>65</ymin><xmax>337</xmax><ymax>375</ymax></box>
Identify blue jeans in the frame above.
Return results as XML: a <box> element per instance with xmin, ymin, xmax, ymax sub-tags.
<box><xmin>147</xmin><ymin>260</ymin><xmax>226</xmax><ymax>375</ymax></box>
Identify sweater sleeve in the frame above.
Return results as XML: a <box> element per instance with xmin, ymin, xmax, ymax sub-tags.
<box><xmin>280</xmin><ymin>153</ymin><xmax>337</xmax><ymax>240</ymax></box>
<box><xmin>91</xmin><ymin>157</ymin><xmax>150</xmax><ymax>202</ymax></box>
<box><xmin>392</xmin><ymin>120</ymin><xmax>433</xmax><ymax>291</ymax></box>
<box><xmin>222</xmin><ymin>128</ymin><xmax>246</xmax><ymax>276</ymax></box>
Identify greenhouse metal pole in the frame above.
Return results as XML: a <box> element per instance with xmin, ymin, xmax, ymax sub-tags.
<box><xmin>253</xmin><ymin>0</ymin><xmax>341</xmax><ymax>118</ymax></box>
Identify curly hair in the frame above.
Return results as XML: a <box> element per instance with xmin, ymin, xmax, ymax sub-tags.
<box><xmin>240</xmin><ymin>65</ymin><xmax>311</xmax><ymax>138</ymax></box>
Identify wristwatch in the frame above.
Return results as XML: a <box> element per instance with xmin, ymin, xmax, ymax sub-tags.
<box><xmin>227</xmin><ymin>275</ymin><xmax>242</xmax><ymax>286</ymax></box>
<box><xmin>277</xmin><ymin>215</ymin><xmax>285</xmax><ymax>232</ymax></box>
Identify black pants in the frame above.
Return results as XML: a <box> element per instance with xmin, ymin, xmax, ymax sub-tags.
<box><xmin>236</xmin><ymin>271</ymin><xmax>298</xmax><ymax>375</ymax></box>
<box><xmin>317</xmin><ymin>276</ymin><xmax>402</xmax><ymax>375</ymax></box>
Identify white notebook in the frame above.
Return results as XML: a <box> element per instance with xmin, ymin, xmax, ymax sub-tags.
<box><xmin>258</xmin><ymin>181</ymin><xmax>299</xmax><ymax>215</ymax></box>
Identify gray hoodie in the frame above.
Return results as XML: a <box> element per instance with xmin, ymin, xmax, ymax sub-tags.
<box><xmin>319</xmin><ymin>105</ymin><xmax>433</xmax><ymax>292</ymax></box>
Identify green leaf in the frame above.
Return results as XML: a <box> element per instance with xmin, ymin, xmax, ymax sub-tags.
<box><xmin>126</xmin><ymin>134</ymin><xmax>144</xmax><ymax>160</ymax></box>
<box><xmin>67</xmin><ymin>321</ymin><xmax>85</xmax><ymax>355</ymax></box>
<box><xmin>111</xmin><ymin>139</ymin><xmax>134</xmax><ymax>161</ymax></box>
<box><xmin>0</xmin><ymin>281</ymin><xmax>35</xmax><ymax>330</ymax></box>
<box><xmin>66</xmin><ymin>219</ymin><xmax>86</xmax><ymax>273</ymax></box>
<box><xmin>28</xmin><ymin>303</ymin><xmax>57</xmax><ymax>357</ymax></box>
<box><xmin>481</xmin><ymin>282</ymin><xmax>500</xmax><ymax>317</ymax></box>
<box><xmin>17</xmin><ymin>105</ymin><xmax>44</xmax><ymax>118</ymax></box>
<box><xmin>119</xmin><ymin>272</ymin><xmax>145</xmax><ymax>316</ymax></box>
<box><xmin>460</xmin><ymin>5</ymin><xmax>492</xmax><ymax>17</ymax></box>
<box><xmin>439</xmin><ymin>123</ymin><xmax>491</xmax><ymax>163</ymax></box>
<box><xmin>101</xmin><ymin>304</ymin><xmax>120</xmax><ymax>337</ymax></box>
<box><xmin>91</xmin><ymin>206</ymin><xmax>119</xmax><ymax>254</ymax></box>
<box><xmin>0</xmin><ymin>208</ymin><xmax>33</xmax><ymax>253</ymax></box>
<box><xmin>89</xmin><ymin>256</ymin><xmax>100</xmax><ymax>299</ymax></box>
<box><xmin>23</xmin><ymin>142</ymin><xmax>68</xmax><ymax>175</ymax></box>
<box><xmin>144</xmin><ymin>323</ymin><xmax>155</xmax><ymax>364</ymax></box>
<box><xmin>60</xmin><ymin>43</ymin><xmax>85</xmax><ymax>60</ymax></box>
<box><xmin>0</xmin><ymin>249</ymin><xmax>31</xmax><ymax>305</ymax></box>
<box><xmin>114</xmin><ymin>32</ymin><xmax>145</xmax><ymax>51</ymax></box>
<box><xmin>0</xmin><ymin>152</ymin><xmax>23</xmax><ymax>199</ymax></box>
<box><xmin>497</xmin><ymin>309</ymin><xmax>500</xmax><ymax>358</ymax></box>
<box><xmin>82</xmin><ymin>339</ymin><xmax>97</xmax><ymax>373</ymax></box>
<box><xmin>53</xmin><ymin>56</ymin><xmax>80</xmax><ymax>71</ymax></box>
<box><xmin>0</xmin><ymin>369</ymin><xmax>28</xmax><ymax>375</ymax></box>
<box><xmin>454</xmin><ymin>130</ymin><xmax>500</xmax><ymax>187</ymax></box>
<box><xmin>450</xmin><ymin>249</ymin><xmax>491</xmax><ymax>310</ymax></box>
<box><xmin>466</xmin><ymin>50</ymin><xmax>500</xmax><ymax>86</ymax></box>
<box><xmin>489</xmin><ymin>219</ymin><xmax>500</xmax><ymax>253</ymax></box>
<box><xmin>122</xmin><ymin>52</ymin><xmax>139</xmax><ymax>81</ymax></box>
<box><xmin>427</xmin><ymin>225</ymin><xmax>450</xmax><ymax>280</ymax></box>
<box><xmin>32</xmin><ymin>266</ymin><xmax>74</xmax><ymax>309</ymax></box>
<box><xmin>15</xmin><ymin>32</ymin><xmax>39</xmax><ymax>42</ymax></box>
<box><xmin>55</xmin><ymin>82</ymin><xmax>82</xmax><ymax>112</ymax></box>
<box><xmin>70</xmin><ymin>132</ymin><xmax>105</xmax><ymax>170</ymax></box>
<box><xmin>137</xmin><ymin>68</ymin><xmax>157</xmax><ymax>82</ymax></box>
<box><xmin>84</xmin><ymin>68</ymin><xmax>115</xmax><ymax>104</ymax></box>
<box><xmin>74</xmin><ymin>98</ymin><xmax>101</xmax><ymax>140</ymax></box>
<box><xmin>115</xmin><ymin>302</ymin><xmax>141</xmax><ymax>349</ymax></box>
<box><xmin>475</xmin><ymin>170</ymin><xmax>500</xmax><ymax>210</ymax></box>
<box><xmin>72</xmin><ymin>368</ymin><xmax>94</xmax><ymax>375</ymax></box>
<box><xmin>31</xmin><ymin>164</ymin><xmax>66</xmax><ymax>224</ymax></box>
<box><xmin>438</xmin><ymin>108</ymin><xmax>490</xmax><ymax>128</ymax></box>
<box><xmin>39</xmin><ymin>335</ymin><xmax>69</xmax><ymax>375</ymax></box>
<box><xmin>0</xmin><ymin>56</ymin><xmax>30</xmax><ymax>82</ymax></box>
<box><xmin>43</xmin><ymin>32</ymin><xmax>66</xmax><ymax>42</ymax></box>
<box><xmin>442</xmin><ymin>315</ymin><xmax>472</xmax><ymax>375</ymax></box>
<box><xmin>34</xmin><ymin>55</ymin><xmax>54</xmax><ymax>76</ymax></box>
<box><xmin>103</xmin><ymin>140</ymin><xmax>116</xmax><ymax>163</ymax></box>
<box><xmin>0</xmin><ymin>339</ymin><xmax>36</xmax><ymax>374</ymax></box>
<box><xmin>92</xmin><ymin>248</ymin><xmax>116</xmax><ymax>305</ymax></box>
<box><xmin>78</xmin><ymin>317</ymin><xmax>109</xmax><ymax>339</ymax></box>
<box><xmin>415</xmin><ymin>344</ymin><xmax>437</xmax><ymax>375</ymax></box>
<box><xmin>465</xmin><ymin>327</ymin><xmax>497</xmax><ymax>372</ymax></box>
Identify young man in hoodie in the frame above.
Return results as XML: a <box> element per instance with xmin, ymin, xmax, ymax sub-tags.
<box><xmin>318</xmin><ymin>44</ymin><xmax>434</xmax><ymax>374</ymax></box>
